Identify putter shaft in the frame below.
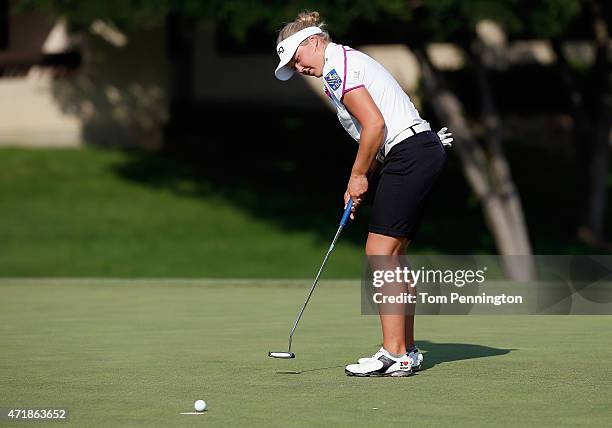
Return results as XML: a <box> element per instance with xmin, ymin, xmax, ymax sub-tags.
<box><xmin>270</xmin><ymin>198</ymin><xmax>353</xmax><ymax>359</ymax></box>
<box><xmin>287</xmin><ymin>224</ymin><xmax>344</xmax><ymax>353</ymax></box>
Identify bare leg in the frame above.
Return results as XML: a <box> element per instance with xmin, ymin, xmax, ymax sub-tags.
<box><xmin>366</xmin><ymin>232</ymin><xmax>410</xmax><ymax>355</ymax></box>
<box><xmin>405</xmin><ymin>315</ymin><xmax>415</xmax><ymax>349</ymax></box>
<box><xmin>398</xmin><ymin>241</ymin><xmax>415</xmax><ymax>349</ymax></box>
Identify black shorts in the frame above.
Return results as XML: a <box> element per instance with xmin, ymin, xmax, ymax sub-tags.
<box><xmin>369</xmin><ymin>130</ymin><xmax>447</xmax><ymax>239</ymax></box>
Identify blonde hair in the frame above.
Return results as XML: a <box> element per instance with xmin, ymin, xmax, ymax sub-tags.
<box><xmin>276</xmin><ymin>11</ymin><xmax>331</xmax><ymax>46</ymax></box>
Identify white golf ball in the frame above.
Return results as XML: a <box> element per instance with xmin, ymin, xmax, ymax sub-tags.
<box><xmin>194</xmin><ymin>399</ymin><xmax>207</xmax><ymax>412</ymax></box>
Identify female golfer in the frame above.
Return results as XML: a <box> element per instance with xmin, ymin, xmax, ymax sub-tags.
<box><xmin>275</xmin><ymin>11</ymin><xmax>451</xmax><ymax>376</ymax></box>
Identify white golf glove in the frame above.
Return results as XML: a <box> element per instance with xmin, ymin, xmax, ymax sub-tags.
<box><xmin>437</xmin><ymin>127</ymin><xmax>453</xmax><ymax>147</ymax></box>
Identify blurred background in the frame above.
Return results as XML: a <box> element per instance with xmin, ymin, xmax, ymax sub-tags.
<box><xmin>1</xmin><ymin>0</ymin><xmax>611</xmax><ymax>278</ymax></box>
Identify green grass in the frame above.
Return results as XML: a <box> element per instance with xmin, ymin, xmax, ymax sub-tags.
<box><xmin>1</xmin><ymin>279</ymin><xmax>611</xmax><ymax>427</ymax></box>
<box><xmin>0</xmin><ymin>148</ymin><xmax>364</xmax><ymax>278</ymax></box>
<box><xmin>1</xmin><ymin>146</ymin><xmax>609</xmax><ymax>279</ymax></box>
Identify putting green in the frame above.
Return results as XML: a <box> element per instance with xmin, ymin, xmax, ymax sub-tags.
<box><xmin>1</xmin><ymin>279</ymin><xmax>610</xmax><ymax>427</ymax></box>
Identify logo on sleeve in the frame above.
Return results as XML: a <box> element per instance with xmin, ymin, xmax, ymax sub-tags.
<box><xmin>324</xmin><ymin>69</ymin><xmax>342</xmax><ymax>91</ymax></box>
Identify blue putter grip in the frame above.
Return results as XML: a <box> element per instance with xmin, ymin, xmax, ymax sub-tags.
<box><xmin>340</xmin><ymin>197</ymin><xmax>353</xmax><ymax>227</ymax></box>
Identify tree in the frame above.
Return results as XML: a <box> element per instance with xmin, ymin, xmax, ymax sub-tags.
<box><xmin>550</xmin><ymin>0</ymin><xmax>612</xmax><ymax>249</ymax></box>
<box><xmin>403</xmin><ymin>0</ymin><xmax>582</xmax><ymax>276</ymax></box>
<box><xmin>15</xmin><ymin>0</ymin><xmax>607</xmax><ymax>263</ymax></box>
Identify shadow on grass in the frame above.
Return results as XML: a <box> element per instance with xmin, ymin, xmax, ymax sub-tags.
<box><xmin>107</xmin><ymin>101</ymin><xmax>612</xmax><ymax>254</ymax></box>
<box><xmin>276</xmin><ymin>365</ymin><xmax>346</xmax><ymax>375</ymax></box>
<box><xmin>274</xmin><ymin>340</ymin><xmax>513</xmax><ymax>375</ymax></box>
<box><xmin>109</xmin><ymin>103</ymin><xmax>493</xmax><ymax>253</ymax></box>
<box><xmin>416</xmin><ymin>340</ymin><xmax>514</xmax><ymax>370</ymax></box>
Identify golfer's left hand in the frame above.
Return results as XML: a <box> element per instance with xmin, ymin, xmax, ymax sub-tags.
<box><xmin>346</xmin><ymin>174</ymin><xmax>368</xmax><ymax>219</ymax></box>
<box><xmin>437</xmin><ymin>126</ymin><xmax>453</xmax><ymax>147</ymax></box>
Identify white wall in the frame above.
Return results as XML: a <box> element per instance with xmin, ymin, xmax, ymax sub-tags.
<box><xmin>0</xmin><ymin>16</ymin><xmax>169</xmax><ymax>149</ymax></box>
<box><xmin>0</xmin><ymin>68</ymin><xmax>82</xmax><ymax>147</ymax></box>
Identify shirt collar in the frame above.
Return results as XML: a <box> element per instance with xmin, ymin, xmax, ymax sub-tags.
<box><xmin>324</xmin><ymin>42</ymin><xmax>339</xmax><ymax>64</ymax></box>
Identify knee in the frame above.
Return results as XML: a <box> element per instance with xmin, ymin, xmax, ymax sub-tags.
<box><xmin>365</xmin><ymin>237</ymin><xmax>406</xmax><ymax>256</ymax></box>
<box><xmin>365</xmin><ymin>240</ymin><xmax>380</xmax><ymax>256</ymax></box>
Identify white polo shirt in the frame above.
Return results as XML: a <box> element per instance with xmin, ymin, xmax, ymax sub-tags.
<box><xmin>322</xmin><ymin>42</ymin><xmax>425</xmax><ymax>147</ymax></box>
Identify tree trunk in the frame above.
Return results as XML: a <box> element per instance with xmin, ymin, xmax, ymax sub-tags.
<box><xmin>583</xmin><ymin>0</ymin><xmax>611</xmax><ymax>242</ymax></box>
<box><xmin>553</xmin><ymin>0</ymin><xmax>612</xmax><ymax>248</ymax></box>
<box><xmin>414</xmin><ymin>48</ymin><xmax>534</xmax><ymax>280</ymax></box>
<box><xmin>164</xmin><ymin>11</ymin><xmax>196</xmax><ymax>152</ymax></box>
<box><xmin>470</xmin><ymin>47</ymin><xmax>533</xmax><ymax>257</ymax></box>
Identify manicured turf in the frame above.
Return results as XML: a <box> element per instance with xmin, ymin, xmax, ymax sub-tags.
<box><xmin>1</xmin><ymin>279</ymin><xmax>610</xmax><ymax>427</ymax></box>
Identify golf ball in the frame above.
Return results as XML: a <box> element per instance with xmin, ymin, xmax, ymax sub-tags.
<box><xmin>194</xmin><ymin>400</ymin><xmax>207</xmax><ymax>412</ymax></box>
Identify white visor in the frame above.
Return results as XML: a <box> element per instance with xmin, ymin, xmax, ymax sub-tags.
<box><xmin>274</xmin><ymin>26</ymin><xmax>323</xmax><ymax>81</ymax></box>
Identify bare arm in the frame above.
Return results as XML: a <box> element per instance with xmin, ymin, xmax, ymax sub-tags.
<box><xmin>341</xmin><ymin>87</ymin><xmax>386</xmax><ymax>217</ymax></box>
<box><xmin>343</xmin><ymin>88</ymin><xmax>385</xmax><ymax>176</ymax></box>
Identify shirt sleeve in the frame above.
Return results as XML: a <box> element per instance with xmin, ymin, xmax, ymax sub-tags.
<box><xmin>343</xmin><ymin>53</ymin><xmax>366</xmax><ymax>99</ymax></box>
<box><xmin>323</xmin><ymin>46</ymin><xmax>366</xmax><ymax>102</ymax></box>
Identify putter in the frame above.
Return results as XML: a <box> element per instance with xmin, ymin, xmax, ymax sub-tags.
<box><xmin>269</xmin><ymin>197</ymin><xmax>354</xmax><ymax>359</ymax></box>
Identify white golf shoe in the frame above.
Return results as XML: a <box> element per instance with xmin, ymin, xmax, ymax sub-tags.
<box><xmin>345</xmin><ymin>348</ymin><xmax>414</xmax><ymax>377</ymax></box>
<box><xmin>357</xmin><ymin>347</ymin><xmax>424</xmax><ymax>371</ymax></box>
<box><xmin>407</xmin><ymin>348</ymin><xmax>424</xmax><ymax>371</ymax></box>
<box><xmin>357</xmin><ymin>347</ymin><xmax>385</xmax><ymax>364</ymax></box>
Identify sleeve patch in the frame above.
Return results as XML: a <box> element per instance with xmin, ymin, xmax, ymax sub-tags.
<box><xmin>324</xmin><ymin>69</ymin><xmax>342</xmax><ymax>91</ymax></box>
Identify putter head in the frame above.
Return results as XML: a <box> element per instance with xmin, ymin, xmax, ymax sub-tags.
<box><xmin>268</xmin><ymin>351</ymin><xmax>295</xmax><ymax>359</ymax></box>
